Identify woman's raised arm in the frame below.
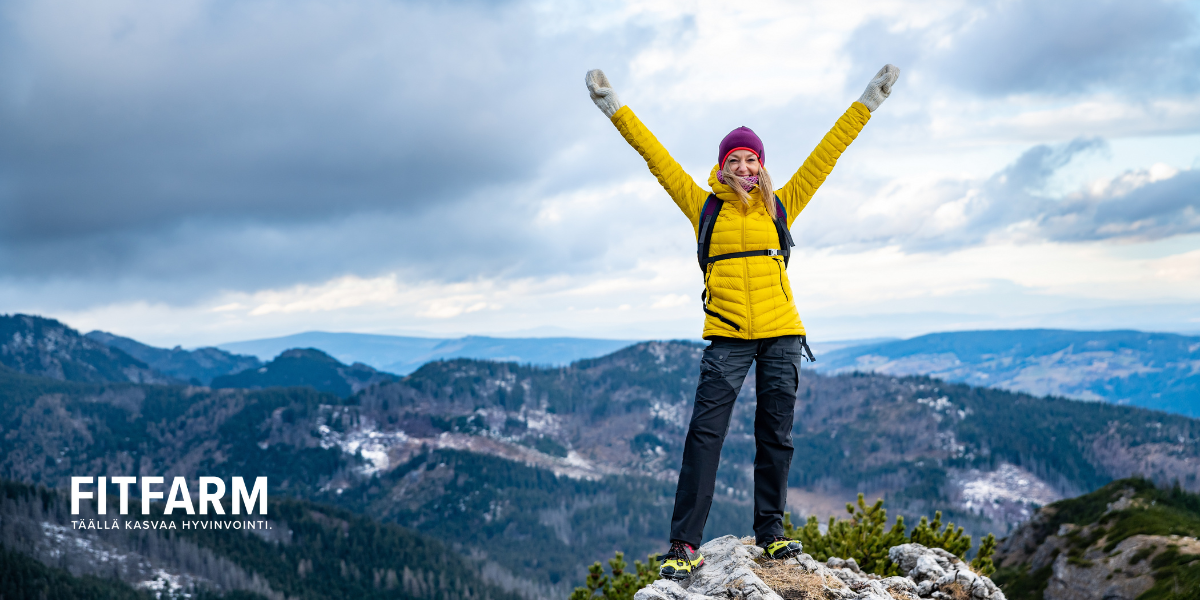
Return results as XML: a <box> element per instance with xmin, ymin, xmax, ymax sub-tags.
<box><xmin>587</xmin><ymin>69</ymin><xmax>709</xmax><ymax>229</ymax></box>
<box><xmin>777</xmin><ymin>65</ymin><xmax>899</xmax><ymax>226</ymax></box>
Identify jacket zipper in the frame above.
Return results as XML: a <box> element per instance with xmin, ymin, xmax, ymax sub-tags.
<box><xmin>703</xmin><ymin>263</ymin><xmax>713</xmax><ymax>306</ymax></box>
<box><xmin>776</xmin><ymin>258</ymin><xmax>789</xmax><ymax>301</ymax></box>
<box><xmin>703</xmin><ymin>263</ymin><xmax>741</xmax><ymax>331</ymax></box>
<box><xmin>742</xmin><ymin>203</ymin><xmax>751</xmax><ymax>334</ymax></box>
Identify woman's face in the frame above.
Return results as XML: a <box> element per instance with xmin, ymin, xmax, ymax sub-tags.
<box><xmin>724</xmin><ymin>150</ymin><xmax>761</xmax><ymax>177</ymax></box>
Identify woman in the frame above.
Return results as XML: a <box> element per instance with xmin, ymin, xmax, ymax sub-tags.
<box><xmin>584</xmin><ymin>64</ymin><xmax>900</xmax><ymax>580</ymax></box>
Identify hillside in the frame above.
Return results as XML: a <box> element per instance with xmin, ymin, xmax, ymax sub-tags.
<box><xmin>0</xmin><ymin>359</ymin><xmax>739</xmax><ymax>598</ymax></box>
<box><xmin>338</xmin><ymin>343</ymin><xmax>1199</xmax><ymax>535</ymax></box>
<box><xmin>216</xmin><ymin>332</ymin><xmax>636</xmax><ymax>374</ymax></box>
<box><xmin>992</xmin><ymin>478</ymin><xmax>1200</xmax><ymax>600</ymax></box>
<box><xmin>0</xmin><ymin>314</ymin><xmax>169</xmax><ymax>384</ymax></box>
<box><xmin>87</xmin><ymin>330</ymin><xmax>262</xmax><ymax>385</ymax></box>
<box><xmin>816</xmin><ymin>329</ymin><xmax>1200</xmax><ymax>417</ymax></box>
<box><xmin>211</xmin><ymin>348</ymin><xmax>396</xmax><ymax>398</ymax></box>
<box><xmin>2</xmin><ymin>340</ymin><xmax>1199</xmax><ymax>596</ymax></box>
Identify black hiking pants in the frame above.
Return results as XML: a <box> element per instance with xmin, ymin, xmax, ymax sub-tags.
<box><xmin>669</xmin><ymin>335</ymin><xmax>804</xmax><ymax>548</ymax></box>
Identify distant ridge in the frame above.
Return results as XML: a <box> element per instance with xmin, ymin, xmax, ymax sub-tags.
<box><xmin>211</xmin><ymin>347</ymin><xmax>395</xmax><ymax>397</ymax></box>
<box><xmin>815</xmin><ymin>328</ymin><xmax>1200</xmax><ymax>417</ymax></box>
<box><xmin>217</xmin><ymin>331</ymin><xmax>637</xmax><ymax>375</ymax></box>
<box><xmin>85</xmin><ymin>330</ymin><xmax>260</xmax><ymax>385</ymax></box>
<box><xmin>0</xmin><ymin>314</ymin><xmax>168</xmax><ymax>384</ymax></box>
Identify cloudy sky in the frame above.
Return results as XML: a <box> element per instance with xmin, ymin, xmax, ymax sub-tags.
<box><xmin>2</xmin><ymin>0</ymin><xmax>1199</xmax><ymax>347</ymax></box>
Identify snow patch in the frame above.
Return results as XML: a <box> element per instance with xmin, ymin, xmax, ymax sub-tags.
<box><xmin>953</xmin><ymin>463</ymin><xmax>1062</xmax><ymax>529</ymax></box>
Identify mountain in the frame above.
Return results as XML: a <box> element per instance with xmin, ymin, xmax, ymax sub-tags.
<box><xmin>86</xmin><ymin>330</ymin><xmax>262</xmax><ymax>385</ymax></box>
<box><xmin>0</xmin><ymin>478</ymin><xmax>521</xmax><ymax>600</ymax></box>
<box><xmin>3</xmin><ymin>339</ymin><xmax>1200</xmax><ymax>596</ymax></box>
<box><xmin>992</xmin><ymin>477</ymin><xmax>1200</xmax><ymax>600</ymax></box>
<box><xmin>216</xmin><ymin>331</ymin><xmax>636</xmax><ymax>374</ymax></box>
<box><xmin>211</xmin><ymin>348</ymin><xmax>396</xmax><ymax>398</ymax></box>
<box><xmin>0</xmin><ymin>314</ymin><xmax>169</xmax><ymax>384</ymax></box>
<box><xmin>337</xmin><ymin>343</ymin><xmax>1200</xmax><ymax>535</ymax></box>
<box><xmin>815</xmin><ymin>329</ymin><xmax>1200</xmax><ymax>417</ymax></box>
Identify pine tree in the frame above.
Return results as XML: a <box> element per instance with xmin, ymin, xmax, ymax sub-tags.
<box><xmin>569</xmin><ymin>551</ymin><xmax>661</xmax><ymax>600</ymax></box>
<box><xmin>781</xmin><ymin>496</ymin><xmax>996</xmax><ymax>576</ymax></box>
<box><xmin>909</xmin><ymin>511</ymin><xmax>971</xmax><ymax>558</ymax></box>
<box><xmin>970</xmin><ymin>533</ymin><xmax>997</xmax><ymax>576</ymax></box>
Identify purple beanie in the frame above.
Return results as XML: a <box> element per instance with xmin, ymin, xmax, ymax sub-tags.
<box><xmin>718</xmin><ymin>126</ymin><xmax>764</xmax><ymax>166</ymax></box>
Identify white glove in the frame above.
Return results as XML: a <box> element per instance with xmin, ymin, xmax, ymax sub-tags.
<box><xmin>856</xmin><ymin>64</ymin><xmax>900</xmax><ymax>112</ymax></box>
<box><xmin>585</xmin><ymin>69</ymin><xmax>623</xmax><ymax>118</ymax></box>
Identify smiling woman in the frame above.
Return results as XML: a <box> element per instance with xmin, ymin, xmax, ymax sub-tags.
<box><xmin>585</xmin><ymin>64</ymin><xmax>899</xmax><ymax>580</ymax></box>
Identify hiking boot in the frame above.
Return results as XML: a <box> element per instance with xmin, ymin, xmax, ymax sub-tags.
<box><xmin>659</xmin><ymin>541</ymin><xmax>704</xmax><ymax>581</ymax></box>
<box><xmin>759</xmin><ymin>536</ymin><xmax>803</xmax><ymax>560</ymax></box>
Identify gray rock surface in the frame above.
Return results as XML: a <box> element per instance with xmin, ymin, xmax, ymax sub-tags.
<box><xmin>888</xmin><ymin>544</ymin><xmax>1005</xmax><ymax>600</ymax></box>
<box><xmin>993</xmin><ymin>483</ymin><xmax>1200</xmax><ymax>600</ymax></box>
<box><xmin>1041</xmin><ymin>535</ymin><xmax>1200</xmax><ymax>600</ymax></box>
<box><xmin>633</xmin><ymin>537</ymin><xmax>1006</xmax><ymax>600</ymax></box>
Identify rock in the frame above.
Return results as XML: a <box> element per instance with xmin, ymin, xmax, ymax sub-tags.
<box><xmin>681</xmin><ymin>536</ymin><xmax>781</xmax><ymax>600</ymax></box>
<box><xmin>633</xmin><ymin>579</ymin><xmax>719</xmax><ymax>600</ymax></box>
<box><xmin>1027</xmin><ymin>534</ymin><xmax>1066</xmax><ymax>572</ymax></box>
<box><xmin>887</xmin><ymin>543</ymin><xmax>1006</xmax><ymax>600</ymax></box>
<box><xmin>1040</xmin><ymin>534</ymin><xmax>1200</xmax><ymax>600</ymax></box>
<box><xmin>889</xmin><ymin>543</ymin><xmax>958</xmax><ymax>580</ymax></box>
<box><xmin>633</xmin><ymin>538</ymin><xmax>1007</xmax><ymax>600</ymax></box>
<box><xmin>825</xmin><ymin>557</ymin><xmax>862</xmax><ymax>573</ymax></box>
<box><xmin>993</xmin><ymin>506</ymin><xmax>1055</xmax><ymax>569</ymax></box>
<box><xmin>934</xmin><ymin>568</ymin><xmax>1002</xmax><ymax>599</ymax></box>
<box><xmin>912</xmin><ymin>554</ymin><xmax>947</xmax><ymax>582</ymax></box>
<box><xmin>827</xmin><ymin>567</ymin><xmax>888</xmax><ymax>598</ymax></box>
<box><xmin>880</xmin><ymin>575</ymin><xmax>919</xmax><ymax>599</ymax></box>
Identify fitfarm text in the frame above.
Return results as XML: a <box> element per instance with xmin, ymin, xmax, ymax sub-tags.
<box><xmin>71</xmin><ymin>476</ymin><xmax>268</xmax><ymax>516</ymax></box>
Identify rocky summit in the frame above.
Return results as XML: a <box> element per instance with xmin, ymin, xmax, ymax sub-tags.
<box><xmin>633</xmin><ymin>536</ymin><xmax>1005</xmax><ymax>600</ymax></box>
<box><xmin>991</xmin><ymin>478</ymin><xmax>1200</xmax><ymax>600</ymax></box>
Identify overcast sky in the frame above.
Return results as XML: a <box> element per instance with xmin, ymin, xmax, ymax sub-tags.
<box><xmin>2</xmin><ymin>0</ymin><xmax>1199</xmax><ymax>347</ymax></box>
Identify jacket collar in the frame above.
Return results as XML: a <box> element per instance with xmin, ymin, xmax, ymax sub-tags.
<box><xmin>707</xmin><ymin>165</ymin><xmax>760</xmax><ymax>205</ymax></box>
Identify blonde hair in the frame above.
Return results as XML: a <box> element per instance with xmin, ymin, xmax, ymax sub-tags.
<box><xmin>719</xmin><ymin>163</ymin><xmax>777</xmax><ymax>219</ymax></box>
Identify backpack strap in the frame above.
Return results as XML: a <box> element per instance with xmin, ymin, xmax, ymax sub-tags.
<box><xmin>698</xmin><ymin>194</ymin><xmax>795</xmax><ymax>270</ymax></box>
<box><xmin>773</xmin><ymin>195</ymin><xmax>795</xmax><ymax>268</ymax></box>
<box><xmin>696</xmin><ymin>194</ymin><xmax>723</xmax><ymax>272</ymax></box>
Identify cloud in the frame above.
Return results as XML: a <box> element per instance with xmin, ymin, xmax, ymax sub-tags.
<box><xmin>0</xmin><ymin>176</ymin><xmax>700</xmax><ymax>308</ymax></box>
<box><xmin>794</xmin><ymin>137</ymin><xmax>1200</xmax><ymax>252</ymax></box>
<box><xmin>1037</xmin><ymin>166</ymin><xmax>1200</xmax><ymax>243</ymax></box>
<box><xmin>2</xmin><ymin>0</ymin><xmax>1199</xmax><ymax>345</ymax></box>
<box><xmin>0</xmin><ymin>0</ymin><xmax>659</xmax><ymax>275</ymax></box>
<box><xmin>847</xmin><ymin>0</ymin><xmax>1200</xmax><ymax>97</ymax></box>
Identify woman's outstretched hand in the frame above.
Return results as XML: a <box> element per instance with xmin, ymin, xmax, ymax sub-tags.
<box><xmin>586</xmin><ymin>69</ymin><xmax>623</xmax><ymax>118</ymax></box>
<box><xmin>857</xmin><ymin>64</ymin><xmax>900</xmax><ymax>112</ymax></box>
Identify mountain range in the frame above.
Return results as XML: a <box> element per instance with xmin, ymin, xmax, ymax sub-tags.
<box><xmin>4</xmin><ymin>312</ymin><xmax>1200</xmax><ymax>598</ymax></box>
<box><xmin>216</xmin><ymin>331</ymin><xmax>637</xmax><ymax>375</ymax></box>
<box><xmin>86</xmin><ymin>329</ymin><xmax>263</xmax><ymax>385</ymax></box>
<box><xmin>10</xmin><ymin>314</ymin><xmax>1198</xmax><ymax>420</ymax></box>
<box><xmin>815</xmin><ymin>329</ymin><xmax>1200</xmax><ymax>417</ymax></box>
<box><xmin>3</xmin><ymin>322</ymin><xmax>1200</xmax><ymax>597</ymax></box>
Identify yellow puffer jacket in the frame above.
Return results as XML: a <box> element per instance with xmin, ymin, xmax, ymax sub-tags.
<box><xmin>611</xmin><ymin>102</ymin><xmax>871</xmax><ymax>339</ymax></box>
